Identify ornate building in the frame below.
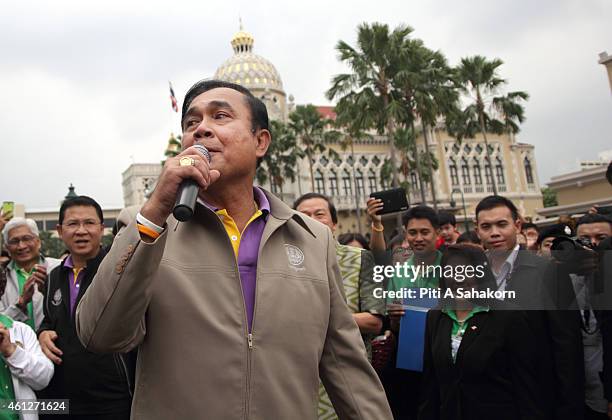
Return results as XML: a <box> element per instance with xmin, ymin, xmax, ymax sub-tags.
<box><xmin>214</xmin><ymin>24</ymin><xmax>291</xmax><ymax>121</ymax></box>
<box><xmin>122</xmin><ymin>25</ymin><xmax>543</xmax><ymax>233</ymax></box>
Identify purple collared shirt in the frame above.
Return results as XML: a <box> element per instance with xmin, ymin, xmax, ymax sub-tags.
<box><xmin>63</xmin><ymin>255</ymin><xmax>85</xmax><ymax>315</ymax></box>
<box><xmin>202</xmin><ymin>187</ymin><xmax>270</xmax><ymax>331</ymax></box>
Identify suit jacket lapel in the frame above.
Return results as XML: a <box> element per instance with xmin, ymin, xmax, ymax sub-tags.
<box><xmin>455</xmin><ymin>311</ymin><xmax>488</xmax><ymax>367</ymax></box>
<box><xmin>433</xmin><ymin>313</ymin><xmax>455</xmax><ymax>370</ymax></box>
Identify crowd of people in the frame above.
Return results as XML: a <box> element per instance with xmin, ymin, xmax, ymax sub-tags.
<box><xmin>0</xmin><ymin>79</ymin><xmax>610</xmax><ymax>419</ymax></box>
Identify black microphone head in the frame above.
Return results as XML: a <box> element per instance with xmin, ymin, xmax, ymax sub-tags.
<box><xmin>173</xmin><ymin>204</ymin><xmax>194</xmax><ymax>222</ymax></box>
<box><xmin>192</xmin><ymin>144</ymin><xmax>211</xmax><ymax>163</ymax></box>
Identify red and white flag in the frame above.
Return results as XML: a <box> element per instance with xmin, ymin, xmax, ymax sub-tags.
<box><xmin>169</xmin><ymin>81</ymin><xmax>178</xmax><ymax>112</ymax></box>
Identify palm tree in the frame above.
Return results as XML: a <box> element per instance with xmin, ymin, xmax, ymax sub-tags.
<box><xmin>327</xmin><ymin>22</ymin><xmax>412</xmax><ymax>190</ymax></box>
<box><xmin>491</xmin><ymin>91</ymin><xmax>529</xmax><ymax>137</ymax></box>
<box><xmin>455</xmin><ymin>55</ymin><xmax>528</xmax><ymax>195</ymax></box>
<box><xmin>256</xmin><ymin>120</ymin><xmax>304</xmax><ymax>200</ymax></box>
<box><xmin>289</xmin><ymin>105</ymin><xmax>339</xmax><ymax>192</ymax></box>
<box><xmin>393</xmin><ymin>40</ymin><xmax>460</xmax><ymax>209</ymax></box>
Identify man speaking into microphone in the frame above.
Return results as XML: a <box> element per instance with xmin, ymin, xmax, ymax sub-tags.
<box><xmin>75</xmin><ymin>80</ymin><xmax>391</xmax><ymax>420</ymax></box>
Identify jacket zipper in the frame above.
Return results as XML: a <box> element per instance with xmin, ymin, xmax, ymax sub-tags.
<box><xmin>212</xmin><ymin>217</ymin><xmax>254</xmax><ymax>420</ymax></box>
<box><xmin>205</xmin><ymin>210</ymin><xmax>259</xmax><ymax>420</ymax></box>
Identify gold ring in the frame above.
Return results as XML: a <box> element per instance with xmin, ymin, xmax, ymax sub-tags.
<box><xmin>179</xmin><ymin>157</ymin><xmax>196</xmax><ymax>167</ymax></box>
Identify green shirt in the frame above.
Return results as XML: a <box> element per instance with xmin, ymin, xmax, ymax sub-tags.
<box><xmin>386</xmin><ymin>251</ymin><xmax>442</xmax><ymax>306</ymax></box>
<box><xmin>442</xmin><ymin>305</ymin><xmax>489</xmax><ymax>362</ymax></box>
<box><xmin>9</xmin><ymin>261</ymin><xmax>36</xmax><ymax>330</ymax></box>
<box><xmin>0</xmin><ymin>315</ymin><xmax>18</xmax><ymax>420</ymax></box>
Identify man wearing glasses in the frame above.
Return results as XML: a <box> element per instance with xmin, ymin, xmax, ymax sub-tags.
<box><xmin>0</xmin><ymin>218</ymin><xmax>60</xmax><ymax>331</ymax></box>
<box><xmin>37</xmin><ymin>195</ymin><xmax>133</xmax><ymax>419</ymax></box>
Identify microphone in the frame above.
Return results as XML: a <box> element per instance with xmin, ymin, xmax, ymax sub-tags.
<box><xmin>173</xmin><ymin>144</ymin><xmax>211</xmax><ymax>222</ymax></box>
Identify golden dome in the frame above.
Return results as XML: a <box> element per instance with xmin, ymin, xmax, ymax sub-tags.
<box><xmin>214</xmin><ymin>26</ymin><xmax>284</xmax><ymax>92</ymax></box>
<box><xmin>231</xmin><ymin>30</ymin><xmax>254</xmax><ymax>54</ymax></box>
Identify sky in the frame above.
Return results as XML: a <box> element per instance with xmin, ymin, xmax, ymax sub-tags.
<box><xmin>1</xmin><ymin>0</ymin><xmax>611</xmax><ymax>209</ymax></box>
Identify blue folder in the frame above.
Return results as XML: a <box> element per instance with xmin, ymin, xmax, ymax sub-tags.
<box><xmin>396</xmin><ymin>297</ymin><xmax>438</xmax><ymax>371</ymax></box>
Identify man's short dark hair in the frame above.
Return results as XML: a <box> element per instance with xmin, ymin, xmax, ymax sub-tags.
<box><xmin>522</xmin><ymin>222</ymin><xmax>539</xmax><ymax>232</ymax></box>
<box><xmin>456</xmin><ymin>230</ymin><xmax>481</xmax><ymax>245</ymax></box>
<box><xmin>59</xmin><ymin>196</ymin><xmax>104</xmax><ymax>225</ymax></box>
<box><xmin>537</xmin><ymin>223</ymin><xmax>571</xmax><ymax>244</ymax></box>
<box><xmin>475</xmin><ymin>195</ymin><xmax>520</xmax><ymax>221</ymax></box>
<box><xmin>402</xmin><ymin>206</ymin><xmax>439</xmax><ymax>229</ymax></box>
<box><xmin>576</xmin><ymin>213</ymin><xmax>612</xmax><ymax>229</ymax></box>
<box><xmin>293</xmin><ymin>193</ymin><xmax>338</xmax><ymax>224</ymax></box>
<box><xmin>438</xmin><ymin>211</ymin><xmax>456</xmax><ymax>227</ymax></box>
<box><xmin>181</xmin><ymin>79</ymin><xmax>269</xmax><ymax>133</ymax></box>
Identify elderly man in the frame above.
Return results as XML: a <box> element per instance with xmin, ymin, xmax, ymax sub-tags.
<box><xmin>294</xmin><ymin>192</ymin><xmax>384</xmax><ymax>420</ymax></box>
<box><xmin>1</xmin><ymin>218</ymin><xmax>60</xmax><ymax>331</ymax></box>
<box><xmin>76</xmin><ymin>80</ymin><xmax>392</xmax><ymax>420</ymax></box>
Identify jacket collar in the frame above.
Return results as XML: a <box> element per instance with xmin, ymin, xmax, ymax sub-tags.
<box><xmin>190</xmin><ymin>187</ymin><xmax>318</xmax><ymax>239</ymax></box>
<box><xmin>60</xmin><ymin>247</ymin><xmax>107</xmax><ymax>273</ymax></box>
<box><xmin>262</xmin><ymin>189</ymin><xmax>317</xmax><ymax>238</ymax></box>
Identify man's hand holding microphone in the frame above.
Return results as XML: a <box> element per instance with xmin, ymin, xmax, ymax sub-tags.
<box><xmin>140</xmin><ymin>144</ymin><xmax>221</xmax><ymax>232</ymax></box>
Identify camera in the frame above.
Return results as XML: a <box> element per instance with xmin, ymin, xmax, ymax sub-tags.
<box><xmin>550</xmin><ymin>236</ymin><xmax>594</xmax><ymax>263</ymax></box>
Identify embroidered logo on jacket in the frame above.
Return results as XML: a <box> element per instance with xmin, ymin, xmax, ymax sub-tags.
<box><xmin>284</xmin><ymin>244</ymin><xmax>305</xmax><ymax>267</ymax></box>
<box><xmin>52</xmin><ymin>289</ymin><xmax>62</xmax><ymax>306</ymax></box>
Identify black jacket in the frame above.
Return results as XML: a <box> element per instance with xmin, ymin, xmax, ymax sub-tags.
<box><xmin>38</xmin><ymin>249</ymin><xmax>132</xmax><ymax>415</ymax></box>
<box><xmin>601</xmin><ymin>310</ymin><xmax>612</xmax><ymax>401</ymax></box>
<box><xmin>505</xmin><ymin>251</ymin><xmax>584</xmax><ymax>420</ymax></box>
<box><xmin>419</xmin><ymin>308</ymin><xmax>548</xmax><ymax>420</ymax></box>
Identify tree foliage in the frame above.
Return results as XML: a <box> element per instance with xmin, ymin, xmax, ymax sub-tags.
<box><xmin>541</xmin><ymin>187</ymin><xmax>558</xmax><ymax>208</ymax></box>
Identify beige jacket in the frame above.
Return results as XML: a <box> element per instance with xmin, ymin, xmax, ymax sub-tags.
<box><xmin>76</xmin><ymin>191</ymin><xmax>392</xmax><ymax>420</ymax></box>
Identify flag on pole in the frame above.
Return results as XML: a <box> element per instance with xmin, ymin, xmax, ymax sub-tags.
<box><xmin>169</xmin><ymin>81</ymin><xmax>178</xmax><ymax>112</ymax></box>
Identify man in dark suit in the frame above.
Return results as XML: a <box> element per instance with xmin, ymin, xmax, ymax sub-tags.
<box><xmin>475</xmin><ymin>195</ymin><xmax>584</xmax><ymax>420</ymax></box>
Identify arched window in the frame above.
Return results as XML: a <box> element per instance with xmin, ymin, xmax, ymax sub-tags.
<box><xmin>473</xmin><ymin>164</ymin><xmax>482</xmax><ymax>185</ymax></box>
<box><xmin>342</xmin><ymin>169</ymin><xmax>352</xmax><ymax>196</ymax></box>
<box><xmin>315</xmin><ymin>170</ymin><xmax>326</xmax><ymax>194</ymax></box>
<box><xmin>410</xmin><ymin>172</ymin><xmax>418</xmax><ymax>189</ymax></box>
<box><xmin>484</xmin><ymin>162</ymin><xmax>493</xmax><ymax>185</ymax></box>
<box><xmin>449</xmin><ymin>159</ymin><xmax>459</xmax><ymax>186</ymax></box>
<box><xmin>495</xmin><ymin>157</ymin><xmax>505</xmax><ymax>185</ymax></box>
<box><xmin>461</xmin><ymin>158</ymin><xmax>471</xmax><ymax>185</ymax></box>
<box><xmin>368</xmin><ymin>169</ymin><xmax>377</xmax><ymax>194</ymax></box>
<box><xmin>355</xmin><ymin>169</ymin><xmax>365</xmax><ymax>197</ymax></box>
<box><xmin>329</xmin><ymin>170</ymin><xmax>339</xmax><ymax>196</ymax></box>
<box><xmin>524</xmin><ymin>157</ymin><xmax>534</xmax><ymax>184</ymax></box>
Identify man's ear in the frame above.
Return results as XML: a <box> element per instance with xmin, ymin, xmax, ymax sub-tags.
<box><xmin>514</xmin><ymin>218</ymin><xmax>522</xmax><ymax>233</ymax></box>
<box><xmin>255</xmin><ymin>129</ymin><xmax>271</xmax><ymax>158</ymax></box>
<box><xmin>56</xmin><ymin>224</ymin><xmax>63</xmax><ymax>237</ymax></box>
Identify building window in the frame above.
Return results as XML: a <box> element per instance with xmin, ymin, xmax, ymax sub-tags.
<box><xmin>355</xmin><ymin>169</ymin><xmax>365</xmax><ymax>197</ymax></box>
<box><xmin>461</xmin><ymin>159</ymin><xmax>471</xmax><ymax>185</ymax></box>
<box><xmin>315</xmin><ymin>170</ymin><xmax>325</xmax><ymax>194</ymax></box>
<box><xmin>495</xmin><ymin>158</ymin><xmax>505</xmax><ymax>185</ymax></box>
<box><xmin>368</xmin><ymin>169</ymin><xmax>377</xmax><ymax>193</ymax></box>
<box><xmin>329</xmin><ymin>171</ymin><xmax>339</xmax><ymax>196</ymax></box>
<box><xmin>342</xmin><ymin>170</ymin><xmax>352</xmax><ymax>196</ymax></box>
<box><xmin>449</xmin><ymin>160</ymin><xmax>459</xmax><ymax>186</ymax></box>
<box><xmin>410</xmin><ymin>172</ymin><xmax>418</xmax><ymax>189</ymax></box>
<box><xmin>524</xmin><ymin>157</ymin><xmax>534</xmax><ymax>184</ymax></box>
<box><xmin>473</xmin><ymin>164</ymin><xmax>482</xmax><ymax>185</ymax></box>
<box><xmin>484</xmin><ymin>163</ymin><xmax>493</xmax><ymax>185</ymax></box>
